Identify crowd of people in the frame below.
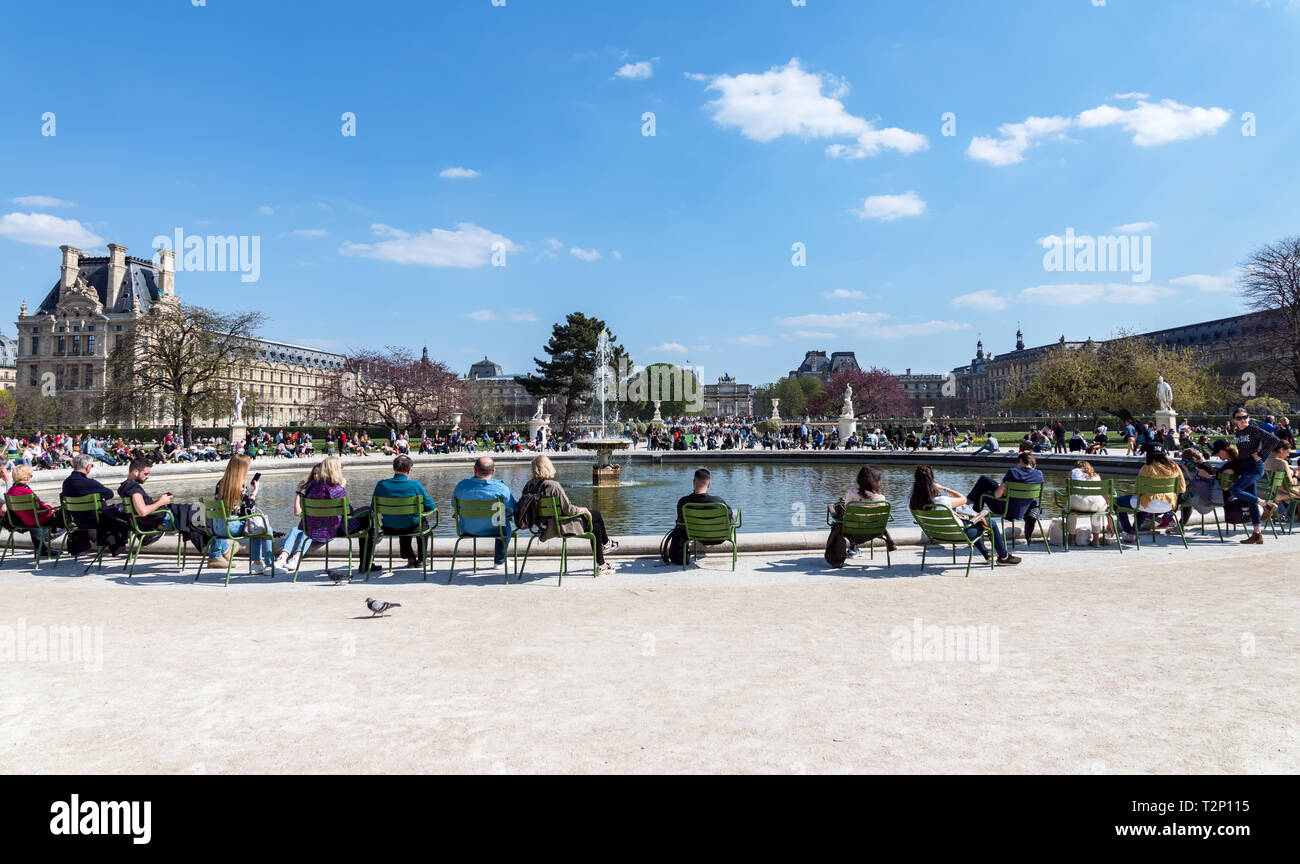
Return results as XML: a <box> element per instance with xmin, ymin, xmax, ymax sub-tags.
<box><xmin>2</xmin><ymin>407</ymin><xmax>1295</xmax><ymax>576</ymax></box>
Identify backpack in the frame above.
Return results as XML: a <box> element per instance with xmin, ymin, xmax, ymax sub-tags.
<box><xmin>659</xmin><ymin>525</ymin><xmax>687</xmax><ymax>565</ymax></box>
<box><xmin>824</xmin><ymin>521</ymin><xmax>847</xmax><ymax>569</ymax></box>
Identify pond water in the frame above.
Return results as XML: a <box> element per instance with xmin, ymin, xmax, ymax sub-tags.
<box><xmin>157</xmin><ymin>460</ymin><xmax>1081</xmax><ymax>537</ymax></box>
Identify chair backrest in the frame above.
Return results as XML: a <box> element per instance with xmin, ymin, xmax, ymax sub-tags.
<box><xmin>3</xmin><ymin>492</ymin><xmax>39</xmax><ymax>528</ymax></box>
<box><xmin>841</xmin><ymin>501</ymin><xmax>891</xmax><ymax>537</ymax></box>
<box><xmin>537</xmin><ymin>496</ymin><xmax>565</xmax><ymax>521</ymax></box>
<box><xmin>453</xmin><ymin>496</ymin><xmax>508</xmax><ymax>537</ymax></box>
<box><xmin>1065</xmin><ymin>477</ymin><xmax>1114</xmax><ymax>502</ymax></box>
<box><xmin>300</xmin><ymin>495</ymin><xmax>348</xmax><ymax>519</ymax></box>
<box><xmin>373</xmin><ymin>494</ymin><xmax>428</xmax><ymax>519</ymax></box>
<box><xmin>1003</xmin><ymin>481</ymin><xmax>1044</xmax><ymax>502</ymax></box>
<box><xmin>1263</xmin><ymin>469</ymin><xmax>1290</xmax><ymax>496</ymax></box>
<box><xmin>910</xmin><ymin>506</ymin><xmax>974</xmax><ymax>545</ymax></box>
<box><xmin>1134</xmin><ymin>475</ymin><xmax>1179</xmax><ymax>499</ymax></box>
<box><xmin>681</xmin><ymin>502</ymin><xmax>733</xmax><ymax>541</ymax></box>
<box><xmin>59</xmin><ymin>493</ymin><xmax>100</xmax><ymax>530</ymax></box>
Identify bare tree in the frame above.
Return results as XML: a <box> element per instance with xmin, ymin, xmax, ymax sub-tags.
<box><xmin>1239</xmin><ymin>235</ymin><xmax>1300</xmax><ymax>403</ymax></box>
<box><xmin>319</xmin><ymin>347</ymin><xmax>462</xmax><ymax>430</ymax></box>
<box><xmin>101</xmin><ymin>299</ymin><xmax>265</xmax><ymax>443</ymax></box>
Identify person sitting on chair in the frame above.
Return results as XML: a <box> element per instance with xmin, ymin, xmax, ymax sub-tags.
<box><xmin>303</xmin><ymin>455</ymin><xmax>379</xmax><ymax>574</ymax></box>
<box><xmin>675</xmin><ymin>468</ymin><xmax>736</xmax><ymax>551</ymax></box>
<box><xmin>117</xmin><ymin>458</ymin><xmax>175</xmax><ymax>532</ymax></box>
<box><xmin>451</xmin><ymin>456</ymin><xmax>517</xmax><ymax>567</ymax></box>
<box><xmin>909</xmin><ymin>466</ymin><xmax>1018</xmax><ymax>565</ymax></box>
<box><xmin>966</xmin><ymin>452</ymin><xmax>1045</xmax><ymax>546</ymax></box>
<box><xmin>372</xmin><ymin>454</ymin><xmax>437</xmax><ymax>569</ymax></box>
<box><xmin>6</xmin><ymin>464</ymin><xmax>61</xmax><ymax>555</ymax></box>
<box><xmin>519</xmin><ymin>454</ymin><xmax>616</xmax><ymax>575</ymax></box>
<box><xmin>1115</xmin><ymin>445</ymin><xmax>1186</xmax><ymax>543</ymax></box>
<box><xmin>837</xmin><ymin>464</ymin><xmax>897</xmax><ymax>557</ymax></box>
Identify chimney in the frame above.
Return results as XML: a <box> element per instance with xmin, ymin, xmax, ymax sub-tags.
<box><xmin>106</xmin><ymin>243</ymin><xmax>127</xmax><ymax>310</ymax></box>
<box><xmin>157</xmin><ymin>248</ymin><xmax>175</xmax><ymax>295</ymax></box>
<box><xmin>60</xmin><ymin>245</ymin><xmax>83</xmax><ymax>290</ymax></box>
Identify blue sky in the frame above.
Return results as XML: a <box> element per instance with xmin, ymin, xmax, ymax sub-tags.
<box><xmin>2</xmin><ymin>0</ymin><xmax>1298</xmax><ymax>385</ymax></box>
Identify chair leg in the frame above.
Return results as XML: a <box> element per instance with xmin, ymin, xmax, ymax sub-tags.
<box><xmin>448</xmin><ymin>537</ymin><xmax>461</xmax><ymax>583</ymax></box>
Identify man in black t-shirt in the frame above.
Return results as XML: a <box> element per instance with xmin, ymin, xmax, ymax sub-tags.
<box><xmin>118</xmin><ymin>458</ymin><xmax>175</xmax><ymax>530</ymax></box>
<box><xmin>675</xmin><ymin>468</ymin><xmax>736</xmax><ymax>545</ymax></box>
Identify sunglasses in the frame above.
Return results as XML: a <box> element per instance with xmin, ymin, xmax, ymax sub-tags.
<box><xmin>1233</xmin><ymin>415</ymin><xmax>1249</xmax><ymax>421</ymax></box>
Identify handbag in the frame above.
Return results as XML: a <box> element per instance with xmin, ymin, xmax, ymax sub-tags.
<box><xmin>242</xmin><ymin>512</ymin><xmax>269</xmax><ymax>535</ymax></box>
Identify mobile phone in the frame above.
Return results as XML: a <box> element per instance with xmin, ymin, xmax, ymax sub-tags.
<box><xmin>252</xmin><ymin>472</ymin><xmax>262</xmax><ymax>483</ymax></box>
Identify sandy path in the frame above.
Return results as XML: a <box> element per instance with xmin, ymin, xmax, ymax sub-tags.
<box><xmin>1</xmin><ymin>538</ymin><xmax>1297</xmax><ymax>774</ymax></box>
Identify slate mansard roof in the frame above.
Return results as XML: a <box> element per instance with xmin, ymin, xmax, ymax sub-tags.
<box><xmin>34</xmin><ymin>255</ymin><xmax>162</xmax><ymax>316</ymax></box>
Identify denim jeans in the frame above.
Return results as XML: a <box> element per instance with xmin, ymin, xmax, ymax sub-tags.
<box><xmin>971</xmin><ymin>441</ymin><xmax>998</xmax><ymax>455</ymax></box>
<box><xmin>209</xmin><ymin>516</ymin><xmax>274</xmax><ymax>563</ymax></box>
<box><xmin>1227</xmin><ymin>459</ymin><xmax>1266</xmax><ymax>527</ymax></box>
<box><xmin>965</xmin><ymin>520</ymin><xmax>1009</xmax><ymax>559</ymax></box>
<box><xmin>279</xmin><ymin>526</ymin><xmax>310</xmax><ymax>557</ymax></box>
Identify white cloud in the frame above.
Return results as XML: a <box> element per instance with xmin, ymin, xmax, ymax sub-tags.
<box><xmin>1018</xmin><ymin>283</ymin><xmax>1176</xmax><ymax>306</ymax></box>
<box><xmin>967</xmin><ymin>115</ymin><xmax>1072</xmax><ymax>166</ymax></box>
<box><xmin>0</xmin><ymin>212</ymin><xmax>103</xmax><ymax>248</ymax></box>
<box><xmin>729</xmin><ymin>334</ymin><xmax>774</xmax><ymax>347</ymax></box>
<box><xmin>850</xmin><ymin>191</ymin><xmax>926</xmax><ymax>221</ymax></box>
<box><xmin>1170</xmin><ymin>273</ymin><xmax>1233</xmax><ymax>293</ymax></box>
<box><xmin>569</xmin><ymin>247</ymin><xmax>600</xmax><ymax>262</ymax></box>
<box><xmin>467</xmin><ymin>309</ymin><xmax>495</xmax><ymax>321</ymax></box>
<box><xmin>971</xmin><ymin>98</ymin><xmax>1229</xmax><ymax>166</ymax></box>
<box><xmin>1113</xmin><ymin>92</ymin><xmax>1151</xmax><ymax>100</ymax></box>
<box><xmin>790</xmin><ymin>330</ymin><xmax>836</xmax><ymax>340</ymax></box>
<box><xmin>824</xmin><ymin>288</ymin><xmax>867</xmax><ymax>300</ymax></box>
<box><xmin>10</xmin><ymin>195</ymin><xmax>75</xmax><ymax>208</ymax></box>
<box><xmin>1075</xmin><ymin>99</ymin><xmax>1230</xmax><ymax>146</ymax></box>
<box><xmin>694</xmin><ymin>58</ymin><xmax>927</xmax><ymax>157</ymax></box>
<box><xmin>339</xmin><ymin>222</ymin><xmax>519</xmax><ymax>268</ymax></box>
<box><xmin>612</xmin><ymin>250</ymin><xmax>622</xmax><ymax>260</ymax></box>
<box><xmin>649</xmin><ymin>342</ymin><xmax>689</xmax><ymax>353</ymax></box>
<box><xmin>509</xmin><ymin>311</ymin><xmax>537</xmax><ymax>322</ymax></box>
<box><xmin>777</xmin><ymin>311</ymin><xmax>890</xmax><ymax>329</ymax></box>
<box><xmin>291</xmin><ymin>228</ymin><xmax>329</xmax><ymax>238</ymax></box>
<box><xmin>469</xmin><ymin>309</ymin><xmax>536</xmax><ymax>322</ymax></box>
<box><xmin>259</xmin><ymin>205</ymin><xmax>277</xmax><ymax>215</ymax></box>
<box><xmin>439</xmin><ymin>166</ymin><xmax>480</xmax><ymax>179</ymax></box>
<box><xmin>952</xmin><ymin>289</ymin><xmax>1009</xmax><ymax>311</ymax></box>
<box><xmin>1113</xmin><ymin>221</ymin><xmax>1158</xmax><ymax>233</ymax></box>
<box><xmin>615</xmin><ymin>61</ymin><xmax>653</xmax><ymax>80</ymax></box>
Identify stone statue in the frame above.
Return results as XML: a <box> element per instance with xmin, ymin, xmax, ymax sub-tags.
<box><xmin>233</xmin><ymin>385</ymin><xmax>245</xmax><ymax>425</ymax></box>
<box><xmin>841</xmin><ymin>384</ymin><xmax>854</xmax><ymax>417</ymax></box>
<box><xmin>1156</xmin><ymin>376</ymin><xmax>1174</xmax><ymax>412</ymax></box>
<box><xmin>771</xmin><ymin>398</ymin><xmax>781</xmax><ymax>420</ymax></box>
<box><xmin>533</xmin><ymin>398</ymin><xmax>546</xmax><ymax>419</ymax></box>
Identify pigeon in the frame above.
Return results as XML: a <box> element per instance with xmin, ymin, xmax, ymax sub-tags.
<box><xmin>366</xmin><ymin>598</ymin><xmax>401</xmax><ymax>617</ymax></box>
<box><xmin>328</xmin><ymin>569</ymin><xmax>351</xmax><ymax>584</ymax></box>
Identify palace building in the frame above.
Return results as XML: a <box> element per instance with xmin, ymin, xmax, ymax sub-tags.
<box><xmin>13</xmin><ymin>243</ymin><xmax>346</xmax><ymax>428</ymax></box>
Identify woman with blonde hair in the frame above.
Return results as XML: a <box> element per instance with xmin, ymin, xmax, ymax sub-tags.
<box><xmin>1066</xmin><ymin>460</ymin><xmax>1112</xmax><ymax>547</ymax></box>
<box><xmin>208</xmin><ymin>453</ymin><xmax>275</xmax><ymax>573</ymax></box>
<box><xmin>302</xmin><ymin>455</ymin><xmax>378</xmax><ymax>574</ymax></box>
<box><xmin>519</xmin><ymin>454</ymin><xmax>616</xmax><ymax>574</ymax></box>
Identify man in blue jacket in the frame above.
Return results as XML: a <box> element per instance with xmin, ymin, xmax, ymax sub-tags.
<box><xmin>372</xmin><ymin>454</ymin><xmax>437</xmax><ymax>568</ymax></box>
<box><xmin>452</xmin><ymin>456</ymin><xmax>517</xmax><ymax>566</ymax></box>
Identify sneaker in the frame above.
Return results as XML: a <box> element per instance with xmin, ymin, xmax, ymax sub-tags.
<box><xmin>284</xmin><ymin>554</ymin><xmax>300</xmax><ymax>570</ymax></box>
<box><xmin>845</xmin><ymin>543</ymin><xmax>862</xmax><ymax>558</ymax></box>
<box><xmin>1122</xmin><ymin>532</ymin><xmax>1137</xmax><ymax>544</ymax></box>
<box><xmin>273</xmin><ymin>553</ymin><xmax>289</xmax><ymax>570</ymax></box>
<box><xmin>596</xmin><ymin>562</ymin><xmax>613</xmax><ymax>575</ymax></box>
<box><xmin>996</xmin><ymin>555</ymin><xmax>1021</xmax><ymax>565</ymax></box>
<box><xmin>250</xmin><ymin>561</ymin><xmax>267</xmax><ymax>575</ymax></box>
<box><xmin>604</xmin><ymin>540</ymin><xmax>620</xmax><ymax>552</ymax></box>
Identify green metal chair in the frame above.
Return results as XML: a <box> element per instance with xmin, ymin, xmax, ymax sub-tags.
<box><xmin>450</xmin><ymin>497</ymin><xmax>516</xmax><ymax>583</ymax></box>
<box><xmin>826</xmin><ymin>500</ymin><xmax>893</xmax><ymax>567</ymax></box>
<box><xmin>980</xmin><ymin>481</ymin><xmax>1050</xmax><ymax>553</ymax></box>
<box><xmin>518</xmin><ymin>496</ymin><xmax>597</xmax><ymax>586</ymax></box>
<box><xmin>1260</xmin><ymin>470</ymin><xmax>1297</xmax><ymax>537</ymax></box>
<box><xmin>910</xmin><ymin>506</ymin><xmax>995</xmax><ymax>577</ymax></box>
<box><xmin>371</xmin><ymin>494</ymin><xmax>439</xmax><ymax>580</ymax></box>
<box><xmin>121</xmin><ymin>496</ymin><xmax>187</xmax><ymax>577</ymax></box>
<box><xmin>58</xmin><ymin>493</ymin><xmax>107</xmax><ymax>573</ymax></box>
<box><xmin>291</xmin><ymin>495</ymin><xmax>370</xmax><ymax>582</ymax></box>
<box><xmin>195</xmin><ymin>498</ymin><xmax>276</xmax><ymax>586</ymax></box>
<box><xmin>1</xmin><ymin>492</ymin><xmax>62</xmax><ymax>570</ymax></box>
<box><xmin>1051</xmin><ymin>477</ymin><xmax>1121</xmax><ymax>553</ymax></box>
<box><xmin>1116</xmin><ymin>477</ymin><xmax>1188</xmax><ymax>550</ymax></box>
<box><xmin>681</xmin><ymin>502</ymin><xmax>742</xmax><ymax>570</ymax></box>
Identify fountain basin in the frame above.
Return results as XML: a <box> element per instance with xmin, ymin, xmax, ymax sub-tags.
<box><xmin>575</xmin><ymin>438</ymin><xmax>631</xmax><ymax>485</ymax></box>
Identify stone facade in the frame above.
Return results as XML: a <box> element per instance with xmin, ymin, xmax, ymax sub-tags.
<box><xmin>14</xmin><ymin>243</ymin><xmax>346</xmax><ymax>428</ymax></box>
<box><xmin>464</xmin><ymin>356</ymin><xmax>534</xmax><ymax>422</ymax></box>
<box><xmin>702</xmin><ymin>374</ymin><xmax>753</xmax><ymax>417</ymax></box>
<box><xmin>788</xmin><ymin>350</ymin><xmax>858</xmax><ymax>382</ymax></box>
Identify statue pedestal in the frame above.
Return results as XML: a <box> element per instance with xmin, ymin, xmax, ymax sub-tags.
<box><xmin>592</xmin><ymin>463</ymin><xmax>622</xmax><ymax>486</ymax></box>
<box><xmin>528</xmin><ymin>415</ymin><xmax>550</xmax><ymax>447</ymax></box>
<box><xmin>230</xmin><ymin>423</ymin><xmax>247</xmax><ymax>450</ymax></box>
<box><xmin>837</xmin><ymin>415</ymin><xmax>857</xmax><ymax>442</ymax></box>
<box><xmin>1155</xmin><ymin>409</ymin><xmax>1177</xmax><ymax>434</ymax></box>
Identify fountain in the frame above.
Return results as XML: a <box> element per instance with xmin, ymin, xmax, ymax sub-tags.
<box><xmin>574</xmin><ymin>329</ymin><xmax>630</xmax><ymax>485</ymax></box>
